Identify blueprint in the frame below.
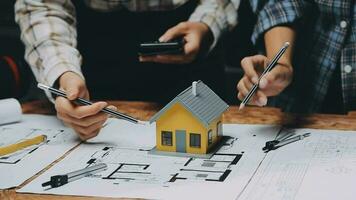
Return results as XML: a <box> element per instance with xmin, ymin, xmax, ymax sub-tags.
<box><xmin>18</xmin><ymin>119</ymin><xmax>280</xmax><ymax>200</ymax></box>
<box><xmin>0</xmin><ymin>114</ymin><xmax>79</xmax><ymax>189</ymax></box>
<box><xmin>238</xmin><ymin>128</ymin><xmax>356</xmax><ymax>200</ymax></box>
<box><xmin>11</xmin><ymin>115</ymin><xmax>356</xmax><ymax>199</ymax></box>
<box><xmin>0</xmin><ymin>128</ymin><xmax>70</xmax><ymax>164</ymax></box>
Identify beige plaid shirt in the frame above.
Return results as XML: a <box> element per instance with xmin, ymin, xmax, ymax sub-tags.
<box><xmin>15</xmin><ymin>0</ymin><xmax>240</xmax><ymax>100</ymax></box>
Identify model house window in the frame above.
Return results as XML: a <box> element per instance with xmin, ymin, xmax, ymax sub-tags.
<box><xmin>161</xmin><ymin>131</ymin><xmax>173</xmax><ymax>146</ymax></box>
<box><xmin>190</xmin><ymin>133</ymin><xmax>201</xmax><ymax>148</ymax></box>
<box><xmin>208</xmin><ymin>130</ymin><xmax>213</xmax><ymax>145</ymax></box>
<box><xmin>217</xmin><ymin>121</ymin><xmax>222</xmax><ymax>136</ymax></box>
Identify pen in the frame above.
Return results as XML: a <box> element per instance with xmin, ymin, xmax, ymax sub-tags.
<box><xmin>42</xmin><ymin>163</ymin><xmax>108</xmax><ymax>188</ymax></box>
<box><xmin>37</xmin><ymin>83</ymin><xmax>145</xmax><ymax>125</ymax></box>
<box><xmin>0</xmin><ymin>135</ymin><xmax>47</xmax><ymax>157</ymax></box>
<box><xmin>239</xmin><ymin>42</ymin><xmax>290</xmax><ymax>110</ymax></box>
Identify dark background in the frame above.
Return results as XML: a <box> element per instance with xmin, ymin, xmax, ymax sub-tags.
<box><xmin>0</xmin><ymin>1</ymin><xmax>256</xmax><ymax>104</ymax></box>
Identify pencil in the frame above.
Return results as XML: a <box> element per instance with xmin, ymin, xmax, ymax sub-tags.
<box><xmin>239</xmin><ymin>42</ymin><xmax>290</xmax><ymax>110</ymax></box>
<box><xmin>37</xmin><ymin>83</ymin><xmax>145</xmax><ymax>125</ymax></box>
<box><xmin>0</xmin><ymin>135</ymin><xmax>47</xmax><ymax>156</ymax></box>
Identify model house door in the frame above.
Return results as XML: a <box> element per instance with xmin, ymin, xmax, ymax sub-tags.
<box><xmin>217</xmin><ymin>122</ymin><xmax>222</xmax><ymax>136</ymax></box>
<box><xmin>175</xmin><ymin>130</ymin><xmax>186</xmax><ymax>153</ymax></box>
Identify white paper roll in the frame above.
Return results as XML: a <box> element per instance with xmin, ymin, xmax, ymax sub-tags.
<box><xmin>0</xmin><ymin>98</ymin><xmax>22</xmax><ymax>125</ymax></box>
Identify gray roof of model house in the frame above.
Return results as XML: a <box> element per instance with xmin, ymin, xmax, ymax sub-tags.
<box><xmin>149</xmin><ymin>80</ymin><xmax>229</xmax><ymax>127</ymax></box>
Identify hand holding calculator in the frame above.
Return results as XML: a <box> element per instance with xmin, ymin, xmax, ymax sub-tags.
<box><xmin>138</xmin><ymin>38</ymin><xmax>185</xmax><ymax>56</ymax></box>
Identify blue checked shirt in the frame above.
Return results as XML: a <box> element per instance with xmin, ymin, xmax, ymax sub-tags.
<box><xmin>250</xmin><ymin>0</ymin><xmax>356</xmax><ymax>113</ymax></box>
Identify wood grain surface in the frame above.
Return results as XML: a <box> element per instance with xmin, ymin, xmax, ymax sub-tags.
<box><xmin>1</xmin><ymin>100</ymin><xmax>356</xmax><ymax>200</ymax></box>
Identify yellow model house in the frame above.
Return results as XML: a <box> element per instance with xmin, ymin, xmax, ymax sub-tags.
<box><xmin>149</xmin><ymin>81</ymin><xmax>229</xmax><ymax>155</ymax></box>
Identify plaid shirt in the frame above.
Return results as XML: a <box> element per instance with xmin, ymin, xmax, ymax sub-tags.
<box><xmin>250</xmin><ymin>0</ymin><xmax>356</xmax><ymax>113</ymax></box>
<box><xmin>15</xmin><ymin>0</ymin><xmax>240</xmax><ymax>100</ymax></box>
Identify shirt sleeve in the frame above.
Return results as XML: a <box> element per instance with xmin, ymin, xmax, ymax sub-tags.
<box><xmin>189</xmin><ymin>0</ymin><xmax>241</xmax><ymax>50</ymax></box>
<box><xmin>15</xmin><ymin>0</ymin><xmax>84</xmax><ymax>101</ymax></box>
<box><xmin>251</xmin><ymin>0</ymin><xmax>311</xmax><ymax>45</ymax></box>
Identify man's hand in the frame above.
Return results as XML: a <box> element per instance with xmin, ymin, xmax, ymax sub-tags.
<box><xmin>139</xmin><ymin>22</ymin><xmax>213</xmax><ymax>64</ymax></box>
<box><xmin>54</xmin><ymin>72</ymin><xmax>115</xmax><ymax>141</ymax></box>
<box><xmin>237</xmin><ymin>55</ymin><xmax>293</xmax><ymax>106</ymax></box>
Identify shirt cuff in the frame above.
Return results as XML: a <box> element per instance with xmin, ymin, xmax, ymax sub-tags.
<box><xmin>252</xmin><ymin>1</ymin><xmax>309</xmax><ymax>45</ymax></box>
<box><xmin>189</xmin><ymin>11</ymin><xmax>226</xmax><ymax>52</ymax></box>
<box><xmin>43</xmin><ymin>62</ymin><xmax>85</xmax><ymax>103</ymax></box>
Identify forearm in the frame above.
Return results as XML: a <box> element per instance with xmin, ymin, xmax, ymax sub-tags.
<box><xmin>264</xmin><ymin>26</ymin><xmax>296</xmax><ymax>66</ymax></box>
<box><xmin>251</xmin><ymin>0</ymin><xmax>311</xmax><ymax>49</ymax></box>
<box><xmin>237</xmin><ymin>26</ymin><xmax>296</xmax><ymax>106</ymax></box>
<box><xmin>15</xmin><ymin>0</ymin><xmax>84</xmax><ymax>93</ymax></box>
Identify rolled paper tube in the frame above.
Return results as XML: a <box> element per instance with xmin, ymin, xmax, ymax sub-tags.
<box><xmin>0</xmin><ymin>98</ymin><xmax>22</xmax><ymax>125</ymax></box>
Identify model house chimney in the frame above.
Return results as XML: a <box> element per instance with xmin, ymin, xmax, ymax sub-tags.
<box><xmin>192</xmin><ymin>81</ymin><xmax>197</xmax><ymax>96</ymax></box>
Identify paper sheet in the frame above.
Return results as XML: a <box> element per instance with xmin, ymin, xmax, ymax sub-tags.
<box><xmin>88</xmin><ymin>118</ymin><xmax>156</xmax><ymax>149</ymax></box>
<box><xmin>0</xmin><ymin>114</ymin><xmax>79</xmax><ymax>189</ymax></box>
<box><xmin>18</xmin><ymin>121</ymin><xmax>280</xmax><ymax>200</ymax></box>
<box><xmin>0</xmin><ymin>98</ymin><xmax>22</xmax><ymax>125</ymax></box>
<box><xmin>238</xmin><ymin>128</ymin><xmax>356</xmax><ymax>200</ymax></box>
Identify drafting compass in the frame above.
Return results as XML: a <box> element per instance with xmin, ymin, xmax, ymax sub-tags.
<box><xmin>263</xmin><ymin>130</ymin><xmax>311</xmax><ymax>152</ymax></box>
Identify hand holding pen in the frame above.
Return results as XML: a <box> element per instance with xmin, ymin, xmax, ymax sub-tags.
<box><xmin>38</xmin><ymin>72</ymin><xmax>143</xmax><ymax>141</ymax></box>
<box><xmin>237</xmin><ymin>42</ymin><xmax>293</xmax><ymax>109</ymax></box>
<box><xmin>45</xmin><ymin>72</ymin><xmax>110</xmax><ymax>141</ymax></box>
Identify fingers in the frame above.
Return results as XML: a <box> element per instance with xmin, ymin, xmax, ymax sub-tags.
<box><xmin>159</xmin><ymin>22</ymin><xmax>188</xmax><ymax>42</ymax></box>
<box><xmin>237</xmin><ymin>90</ymin><xmax>267</xmax><ymax>107</ymax></box>
<box><xmin>240</xmin><ymin>55</ymin><xmax>268</xmax><ymax>84</ymax></box>
<box><xmin>237</xmin><ymin>54</ymin><xmax>274</xmax><ymax>107</ymax></box>
<box><xmin>237</xmin><ymin>77</ymin><xmax>251</xmax><ymax>99</ymax></box>
<box><xmin>65</xmin><ymin>85</ymin><xmax>80</xmax><ymax>100</ymax></box>
<box><xmin>57</xmin><ymin>111</ymin><xmax>107</xmax><ymax>141</ymax></box>
<box><xmin>56</xmin><ymin>72</ymin><xmax>113</xmax><ymax>140</ymax></box>
<box><xmin>259</xmin><ymin>64</ymin><xmax>293</xmax><ymax>90</ymax></box>
<box><xmin>241</xmin><ymin>57</ymin><xmax>258</xmax><ymax>84</ymax></box>
<box><xmin>58</xmin><ymin>111</ymin><xmax>108</xmax><ymax>127</ymax></box>
<box><xmin>139</xmin><ymin>36</ymin><xmax>197</xmax><ymax>64</ymax></box>
<box><xmin>56</xmin><ymin>99</ymin><xmax>107</xmax><ymax>119</ymax></box>
<box><xmin>256</xmin><ymin>91</ymin><xmax>267</xmax><ymax>106</ymax></box>
<box><xmin>56</xmin><ymin>103</ymin><xmax>111</xmax><ymax>141</ymax></box>
<box><xmin>237</xmin><ymin>77</ymin><xmax>255</xmax><ymax>103</ymax></box>
<box><xmin>55</xmin><ymin>96</ymin><xmax>110</xmax><ymax>140</ymax></box>
<box><xmin>71</xmin><ymin>102</ymin><xmax>107</xmax><ymax>119</ymax></box>
<box><xmin>106</xmin><ymin>105</ymin><xmax>117</xmax><ymax>111</ymax></box>
<box><xmin>183</xmin><ymin>33</ymin><xmax>200</xmax><ymax>59</ymax></box>
<box><xmin>59</xmin><ymin>71</ymin><xmax>88</xmax><ymax>100</ymax></box>
<box><xmin>58</xmin><ymin>105</ymin><xmax>117</xmax><ymax>141</ymax></box>
<box><xmin>237</xmin><ymin>77</ymin><xmax>267</xmax><ymax>106</ymax></box>
<box><xmin>238</xmin><ymin>55</ymin><xmax>294</xmax><ymax>107</ymax></box>
<box><xmin>139</xmin><ymin>37</ymin><xmax>197</xmax><ymax>63</ymax></box>
<box><xmin>140</xmin><ymin>22</ymin><xmax>203</xmax><ymax>64</ymax></box>
<box><xmin>71</xmin><ymin>120</ymin><xmax>106</xmax><ymax>141</ymax></box>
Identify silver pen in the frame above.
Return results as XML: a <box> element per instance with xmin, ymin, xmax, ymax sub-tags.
<box><xmin>37</xmin><ymin>83</ymin><xmax>145</xmax><ymax>125</ymax></box>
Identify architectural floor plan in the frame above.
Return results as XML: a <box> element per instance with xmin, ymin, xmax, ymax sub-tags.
<box><xmin>19</xmin><ymin>120</ymin><xmax>280</xmax><ymax>199</ymax></box>
<box><xmin>238</xmin><ymin>128</ymin><xmax>356</xmax><ymax>200</ymax></box>
<box><xmin>84</xmin><ymin>138</ymin><xmax>242</xmax><ymax>185</ymax></box>
<box><xmin>0</xmin><ymin>127</ymin><xmax>69</xmax><ymax>164</ymax></box>
<box><xmin>10</xmin><ymin>118</ymin><xmax>356</xmax><ymax>200</ymax></box>
<box><xmin>0</xmin><ymin>114</ymin><xmax>79</xmax><ymax>189</ymax></box>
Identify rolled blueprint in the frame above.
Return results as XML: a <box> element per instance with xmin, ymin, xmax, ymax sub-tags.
<box><xmin>0</xmin><ymin>98</ymin><xmax>22</xmax><ymax>125</ymax></box>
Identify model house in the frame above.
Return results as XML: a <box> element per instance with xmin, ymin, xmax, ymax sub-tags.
<box><xmin>149</xmin><ymin>81</ymin><xmax>229</xmax><ymax>154</ymax></box>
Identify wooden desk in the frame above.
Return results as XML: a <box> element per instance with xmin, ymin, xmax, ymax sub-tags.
<box><xmin>1</xmin><ymin>100</ymin><xmax>356</xmax><ymax>200</ymax></box>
